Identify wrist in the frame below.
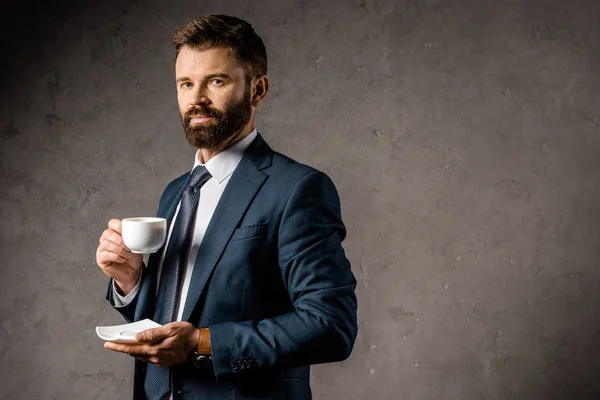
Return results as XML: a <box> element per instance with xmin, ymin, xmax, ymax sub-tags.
<box><xmin>114</xmin><ymin>270</ymin><xmax>142</xmax><ymax>296</ymax></box>
<box><xmin>114</xmin><ymin>279</ymin><xmax>135</xmax><ymax>296</ymax></box>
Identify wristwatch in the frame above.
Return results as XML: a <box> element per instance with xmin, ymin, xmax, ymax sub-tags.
<box><xmin>191</xmin><ymin>328</ymin><xmax>212</xmax><ymax>368</ymax></box>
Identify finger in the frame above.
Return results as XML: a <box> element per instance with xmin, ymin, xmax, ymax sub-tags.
<box><xmin>101</xmin><ymin>229</ymin><xmax>130</xmax><ymax>251</ymax></box>
<box><xmin>97</xmin><ymin>250</ymin><xmax>128</xmax><ymax>266</ymax></box>
<box><xmin>108</xmin><ymin>219</ymin><xmax>123</xmax><ymax>235</ymax></box>
<box><xmin>99</xmin><ymin>229</ymin><xmax>107</xmax><ymax>244</ymax></box>
<box><xmin>147</xmin><ymin>356</ymin><xmax>161</xmax><ymax>366</ymax></box>
<box><xmin>111</xmin><ymin>346</ymin><xmax>164</xmax><ymax>367</ymax></box>
<box><xmin>99</xmin><ymin>240</ymin><xmax>132</xmax><ymax>260</ymax></box>
<box><xmin>104</xmin><ymin>342</ymin><xmax>149</xmax><ymax>357</ymax></box>
<box><xmin>104</xmin><ymin>341</ymin><xmax>126</xmax><ymax>353</ymax></box>
<box><xmin>136</xmin><ymin>327</ymin><xmax>169</xmax><ymax>343</ymax></box>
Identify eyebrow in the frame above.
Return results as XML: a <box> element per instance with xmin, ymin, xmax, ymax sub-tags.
<box><xmin>176</xmin><ymin>73</ymin><xmax>232</xmax><ymax>83</ymax></box>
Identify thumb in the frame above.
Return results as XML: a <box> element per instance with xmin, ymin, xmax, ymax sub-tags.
<box><xmin>136</xmin><ymin>327</ymin><xmax>169</xmax><ymax>343</ymax></box>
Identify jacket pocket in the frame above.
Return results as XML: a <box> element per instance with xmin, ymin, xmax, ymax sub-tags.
<box><xmin>229</xmin><ymin>223</ymin><xmax>268</xmax><ymax>243</ymax></box>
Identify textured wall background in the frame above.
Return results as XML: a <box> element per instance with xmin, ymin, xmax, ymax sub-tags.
<box><xmin>1</xmin><ymin>0</ymin><xmax>599</xmax><ymax>399</ymax></box>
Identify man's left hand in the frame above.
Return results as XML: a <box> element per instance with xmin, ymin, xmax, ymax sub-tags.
<box><xmin>104</xmin><ymin>322</ymin><xmax>198</xmax><ymax>368</ymax></box>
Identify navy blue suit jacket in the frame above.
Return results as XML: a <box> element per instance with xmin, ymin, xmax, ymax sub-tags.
<box><xmin>106</xmin><ymin>134</ymin><xmax>358</xmax><ymax>399</ymax></box>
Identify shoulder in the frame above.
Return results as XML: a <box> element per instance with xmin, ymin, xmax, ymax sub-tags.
<box><xmin>269</xmin><ymin>150</ymin><xmax>322</xmax><ymax>182</ymax></box>
<box><xmin>249</xmin><ymin>132</ymin><xmax>334</xmax><ymax>187</ymax></box>
<box><xmin>269</xmin><ymin>151</ymin><xmax>346</xmax><ymax>238</ymax></box>
<box><xmin>267</xmin><ymin>150</ymin><xmax>340</xmax><ymax>202</ymax></box>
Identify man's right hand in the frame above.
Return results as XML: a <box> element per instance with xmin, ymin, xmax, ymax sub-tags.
<box><xmin>96</xmin><ymin>219</ymin><xmax>143</xmax><ymax>296</ymax></box>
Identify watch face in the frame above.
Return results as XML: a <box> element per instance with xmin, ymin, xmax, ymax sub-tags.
<box><xmin>191</xmin><ymin>354</ymin><xmax>213</xmax><ymax>370</ymax></box>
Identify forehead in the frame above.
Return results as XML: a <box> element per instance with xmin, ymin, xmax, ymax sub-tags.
<box><xmin>175</xmin><ymin>46</ymin><xmax>244</xmax><ymax>78</ymax></box>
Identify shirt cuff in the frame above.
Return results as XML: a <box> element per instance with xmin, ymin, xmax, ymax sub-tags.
<box><xmin>112</xmin><ymin>273</ymin><xmax>142</xmax><ymax>307</ymax></box>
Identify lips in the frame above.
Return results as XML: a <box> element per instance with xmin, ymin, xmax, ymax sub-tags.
<box><xmin>188</xmin><ymin>115</ymin><xmax>213</xmax><ymax>124</ymax></box>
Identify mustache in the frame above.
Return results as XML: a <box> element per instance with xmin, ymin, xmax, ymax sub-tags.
<box><xmin>184</xmin><ymin>106</ymin><xmax>222</xmax><ymax>120</ymax></box>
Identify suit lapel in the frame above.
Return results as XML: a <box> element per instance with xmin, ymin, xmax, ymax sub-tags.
<box><xmin>181</xmin><ymin>134</ymin><xmax>272</xmax><ymax>322</ymax></box>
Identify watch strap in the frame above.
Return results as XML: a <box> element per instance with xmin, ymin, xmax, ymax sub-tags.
<box><xmin>196</xmin><ymin>327</ymin><xmax>211</xmax><ymax>355</ymax></box>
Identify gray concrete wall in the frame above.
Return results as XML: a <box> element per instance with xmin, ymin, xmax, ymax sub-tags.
<box><xmin>1</xmin><ymin>0</ymin><xmax>599</xmax><ymax>399</ymax></box>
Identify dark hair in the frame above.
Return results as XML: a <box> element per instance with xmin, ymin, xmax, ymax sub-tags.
<box><xmin>173</xmin><ymin>15</ymin><xmax>267</xmax><ymax>81</ymax></box>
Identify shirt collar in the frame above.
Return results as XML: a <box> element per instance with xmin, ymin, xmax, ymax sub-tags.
<box><xmin>192</xmin><ymin>129</ymin><xmax>258</xmax><ymax>184</ymax></box>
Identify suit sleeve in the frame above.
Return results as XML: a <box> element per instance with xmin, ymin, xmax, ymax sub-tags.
<box><xmin>208</xmin><ymin>170</ymin><xmax>358</xmax><ymax>378</ymax></box>
<box><xmin>104</xmin><ymin>270</ymin><xmax>143</xmax><ymax>323</ymax></box>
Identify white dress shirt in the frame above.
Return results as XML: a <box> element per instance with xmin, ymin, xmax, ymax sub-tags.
<box><xmin>113</xmin><ymin>129</ymin><xmax>258</xmax><ymax>323</ymax></box>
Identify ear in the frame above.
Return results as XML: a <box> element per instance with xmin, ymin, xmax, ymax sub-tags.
<box><xmin>251</xmin><ymin>75</ymin><xmax>269</xmax><ymax>107</ymax></box>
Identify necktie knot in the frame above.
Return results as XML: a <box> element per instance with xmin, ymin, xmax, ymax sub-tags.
<box><xmin>188</xmin><ymin>165</ymin><xmax>212</xmax><ymax>188</ymax></box>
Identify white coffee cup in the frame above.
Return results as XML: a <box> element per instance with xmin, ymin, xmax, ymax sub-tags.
<box><xmin>121</xmin><ymin>217</ymin><xmax>167</xmax><ymax>254</ymax></box>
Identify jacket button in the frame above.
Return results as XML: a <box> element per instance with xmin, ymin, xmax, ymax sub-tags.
<box><xmin>230</xmin><ymin>361</ymin><xmax>238</xmax><ymax>370</ymax></box>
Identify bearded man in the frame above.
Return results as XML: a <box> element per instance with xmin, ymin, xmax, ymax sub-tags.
<box><xmin>95</xmin><ymin>15</ymin><xmax>357</xmax><ymax>400</ymax></box>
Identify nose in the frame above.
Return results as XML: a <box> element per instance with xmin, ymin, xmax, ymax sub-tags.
<box><xmin>189</xmin><ymin>86</ymin><xmax>210</xmax><ymax>107</ymax></box>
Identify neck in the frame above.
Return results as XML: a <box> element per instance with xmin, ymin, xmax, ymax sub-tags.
<box><xmin>197</xmin><ymin>123</ymin><xmax>254</xmax><ymax>164</ymax></box>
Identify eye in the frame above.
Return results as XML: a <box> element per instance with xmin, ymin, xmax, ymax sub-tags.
<box><xmin>179</xmin><ymin>82</ymin><xmax>192</xmax><ymax>89</ymax></box>
<box><xmin>209</xmin><ymin>79</ymin><xmax>224</xmax><ymax>86</ymax></box>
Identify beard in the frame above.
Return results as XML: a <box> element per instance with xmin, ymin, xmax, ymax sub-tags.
<box><xmin>181</xmin><ymin>86</ymin><xmax>252</xmax><ymax>150</ymax></box>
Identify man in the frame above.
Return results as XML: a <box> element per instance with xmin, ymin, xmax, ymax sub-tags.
<box><xmin>96</xmin><ymin>15</ymin><xmax>357</xmax><ymax>400</ymax></box>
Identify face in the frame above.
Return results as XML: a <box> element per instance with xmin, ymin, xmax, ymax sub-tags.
<box><xmin>175</xmin><ymin>46</ymin><xmax>252</xmax><ymax>150</ymax></box>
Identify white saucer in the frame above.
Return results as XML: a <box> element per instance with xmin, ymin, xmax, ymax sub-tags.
<box><xmin>96</xmin><ymin>319</ymin><xmax>162</xmax><ymax>343</ymax></box>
